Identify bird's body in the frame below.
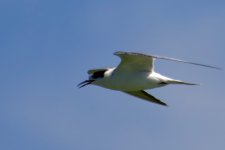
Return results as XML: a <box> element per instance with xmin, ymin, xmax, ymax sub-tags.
<box><xmin>78</xmin><ymin>51</ymin><xmax>220</xmax><ymax>106</ymax></box>
<box><xmin>92</xmin><ymin>68</ymin><xmax>168</xmax><ymax>91</ymax></box>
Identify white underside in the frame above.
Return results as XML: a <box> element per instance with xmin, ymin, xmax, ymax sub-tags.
<box><xmin>92</xmin><ymin>68</ymin><xmax>176</xmax><ymax>91</ymax></box>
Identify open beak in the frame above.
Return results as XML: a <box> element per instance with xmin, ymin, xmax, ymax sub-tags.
<box><xmin>77</xmin><ymin>80</ymin><xmax>94</xmax><ymax>88</ymax></box>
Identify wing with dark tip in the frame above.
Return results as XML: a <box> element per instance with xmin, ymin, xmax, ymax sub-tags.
<box><xmin>124</xmin><ymin>90</ymin><xmax>167</xmax><ymax>106</ymax></box>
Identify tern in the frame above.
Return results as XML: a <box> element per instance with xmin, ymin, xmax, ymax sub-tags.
<box><xmin>78</xmin><ymin>51</ymin><xmax>221</xmax><ymax>106</ymax></box>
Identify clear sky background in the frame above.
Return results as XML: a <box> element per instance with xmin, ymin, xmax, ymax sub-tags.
<box><xmin>1</xmin><ymin>0</ymin><xmax>225</xmax><ymax>150</ymax></box>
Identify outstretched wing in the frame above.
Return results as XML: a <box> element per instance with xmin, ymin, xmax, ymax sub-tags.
<box><xmin>153</xmin><ymin>54</ymin><xmax>222</xmax><ymax>70</ymax></box>
<box><xmin>115</xmin><ymin>51</ymin><xmax>222</xmax><ymax>71</ymax></box>
<box><xmin>124</xmin><ymin>90</ymin><xmax>167</xmax><ymax>106</ymax></box>
<box><xmin>114</xmin><ymin>51</ymin><xmax>155</xmax><ymax>72</ymax></box>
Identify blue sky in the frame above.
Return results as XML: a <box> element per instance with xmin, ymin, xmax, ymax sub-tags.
<box><xmin>1</xmin><ymin>0</ymin><xmax>225</xmax><ymax>150</ymax></box>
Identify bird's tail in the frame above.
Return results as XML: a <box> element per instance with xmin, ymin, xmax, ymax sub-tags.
<box><xmin>167</xmin><ymin>79</ymin><xmax>199</xmax><ymax>85</ymax></box>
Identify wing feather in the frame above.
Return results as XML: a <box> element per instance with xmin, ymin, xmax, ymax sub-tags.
<box><xmin>114</xmin><ymin>51</ymin><xmax>155</xmax><ymax>72</ymax></box>
<box><xmin>153</xmin><ymin>55</ymin><xmax>222</xmax><ymax>70</ymax></box>
<box><xmin>124</xmin><ymin>90</ymin><xmax>167</xmax><ymax>106</ymax></box>
<box><xmin>114</xmin><ymin>51</ymin><xmax>222</xmax><ymax>70</ymax></box>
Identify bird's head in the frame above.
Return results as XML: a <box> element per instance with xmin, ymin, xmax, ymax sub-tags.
<box><xmin>77</xmin><ymin>69</ymin><xmax>108</xmax><ymax>88</ymax></box>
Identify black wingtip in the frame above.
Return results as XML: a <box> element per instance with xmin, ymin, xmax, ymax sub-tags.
<box><xmin>159</xmin><ymin>101</ymin><xmax>168</xmax><ymax>107</ymax></box>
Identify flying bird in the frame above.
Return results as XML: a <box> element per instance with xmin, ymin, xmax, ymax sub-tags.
<box><xmin>78</xmin><ymin>51</ymin><xmax>221</xmax><ymax>106</ymax></box>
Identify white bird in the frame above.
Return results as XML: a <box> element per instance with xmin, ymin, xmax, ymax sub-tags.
<box><xmin>78</xmin><ymin>51</ymin><xmax>221</xmax><ymax>106</ymax></box>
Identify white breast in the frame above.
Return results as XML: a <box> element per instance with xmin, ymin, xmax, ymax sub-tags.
<box><xmin>93</xmin><ymin>69</ymin><xmax>163</xmax><ymax>91</ymax></box>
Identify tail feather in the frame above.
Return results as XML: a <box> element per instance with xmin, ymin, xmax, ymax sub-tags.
<box><xmin>167</xmin><ymin>80</ymin><xmax>199</xmax><ymax>85</ymax></box>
